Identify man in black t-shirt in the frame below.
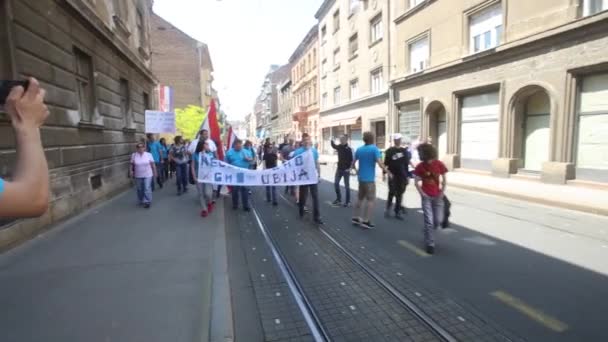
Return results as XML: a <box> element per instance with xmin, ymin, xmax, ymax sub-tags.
<box><xmin>383</xmin><ymin>134</ymin><xmax>414</xmax><ymax>220</ymax></box>
<box><xmin>263</xmin><ymin>142</ymin><xmax>279</xmax><ymax>205</ymax></box>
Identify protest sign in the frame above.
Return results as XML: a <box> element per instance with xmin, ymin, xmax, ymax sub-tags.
<box><xmin>198</xmin><ymin>150</ymin><xmax>318</xmax><ymax>186</ymax></box>
<box><xmin>145</xmin><ymin>110</ymin><xmax>176</xmax><ymax>133</ymax></box>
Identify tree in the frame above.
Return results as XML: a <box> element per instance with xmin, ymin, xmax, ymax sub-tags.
<box><xmin>175</xmin><ymin>105</ymin><xmax>206</xmax><ymax>140</ymax></box>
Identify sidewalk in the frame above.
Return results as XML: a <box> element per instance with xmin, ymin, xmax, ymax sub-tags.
<box><xmin>0</xmin><ymin>185</ymin><xmax>232</xmax><ymax>342</ymax></box>
<box><xmin>319</xmin><ymin>156</ymin><xmax>608</xmax><ymax>216</ymax></box>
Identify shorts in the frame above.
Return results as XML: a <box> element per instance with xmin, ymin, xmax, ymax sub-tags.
<box><xmin>358</xmin><ymin>182</ymin><xmax>376</xmax><ymax>201</ymax></box>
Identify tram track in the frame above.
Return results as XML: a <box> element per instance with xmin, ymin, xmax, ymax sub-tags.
<box><xmin>249</xmin><ymin>193</ymin><xmax>460</xmax><ymax>342</ymax></box>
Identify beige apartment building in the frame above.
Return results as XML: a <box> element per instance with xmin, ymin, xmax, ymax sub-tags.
<box><xmin>316</xmin><ymin>0</ymin><xmax>392</xmax><ymax>154</ymax></box>
<box><xmin>0</xmin><ymin>0</ymin><xmax>157</xmax><ymax>248</ymax></box>
<box><xmin>290</xmin><ymin>25</ymin><xmax>321</xmax><ymax>145</ymax></box>
<box><xmin>390</xmin><ymin>0</ymin><xmax>608</xmax><ymax>184</ymax></box>
<box><xmin>276</xmin><ymin>77</ymin><xmax>294</xmax><ymax>140</ymax></box>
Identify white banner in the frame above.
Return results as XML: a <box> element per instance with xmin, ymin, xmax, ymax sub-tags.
<box><xmin>198</xmin><ymin>150</ymin><xmax>318</xmax><ymax>186</ymax></box>
<box><xmin>145</xmin><ymin>110</ymin><xmax>176</xmax><ymax>133</ymax></box>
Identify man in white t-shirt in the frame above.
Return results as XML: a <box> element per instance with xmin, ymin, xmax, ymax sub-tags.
<box><xmin>188</xmin><ymin>129</ymin><xmax>217</xmax><ymax>154</ymax></box>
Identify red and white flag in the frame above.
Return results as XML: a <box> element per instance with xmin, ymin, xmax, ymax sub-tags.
<box><xmin>200</xmin><ymin>100</ymin><xmax>224</xmax><ymax>161</ymax></box>
<box><xmin>225</xmin><ymin>126</ymin><xmax>240</xmax><ymax>150</ymax></box>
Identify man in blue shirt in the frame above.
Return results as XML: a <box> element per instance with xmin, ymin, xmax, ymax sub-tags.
<box><xmin>226</xmin><ymin>139</ymin><xmax>253</xmax><ymax>211</ymax></box>
<box><xmin>0</xmin><ymin>78</ymin><xmax>50</xmax><ymax>217</ymax></box>
<box><xmin>293</xmin><ymin>133</ymin><xmax>323</xmax><ymax>225</ymax></box>
<box><xmin>147</xmin><ymin>134</ymin><xmax>164</xmax><ymax>190</ymax></box>
<box><xmin>352</xmin><ymin>132</ymin><xmax>390</xmax><ymax>229</ymax></box>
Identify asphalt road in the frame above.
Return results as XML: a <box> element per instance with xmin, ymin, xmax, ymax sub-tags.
<box><xmin>246</xmin><ymin>179</ymin><xmax>608</xmax><ymax>342</ymax></box>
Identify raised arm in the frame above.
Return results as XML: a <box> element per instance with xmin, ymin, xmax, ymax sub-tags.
<box><xmin>0</xmin><ymin>78</ymin><xmax>50</xmax><ymax>217</ymax></box>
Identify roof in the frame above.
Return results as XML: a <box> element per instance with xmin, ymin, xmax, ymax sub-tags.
<box><xmin>288</xmin><ymin>24</ymin><xmax>319</xmax><ymax>63</ymax></box>
<box><xmin>314</xmin><ymin>0</ymin><xmax>336</xmax><ymax>20</ymax></box>
<box><xmin>198</xmin><ymin>43</ymin><xmax>214</xmax><ymax>71</ymax></box>
<box><xmin>269</xmin><ymin>64</ymin><xmax>291</xmax><ymax>84</ymax></box>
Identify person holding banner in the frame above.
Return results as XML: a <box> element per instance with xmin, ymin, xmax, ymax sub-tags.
<box><xmin>191</xmin><ymin>139</ymin><xmax>217</xmax><ymax>217</ymax></box>
<box><xmin>294</xmin><ymin>133</ymin><xmax>323</xmax><ymax>225</ymax></box>
<box><xmin>225</xmin><ymin>139</ymin><xmax>253</xmax><ymax>211</ymax></box>
<box><xmin>263</xmin><ymin>141</ymin><xmax>279</xmax><ymax>206</ymax></box>
<box><xmin>170</xmin><ymin>136</ymin><xmax>189</xmax><ymax>196</ymax></box>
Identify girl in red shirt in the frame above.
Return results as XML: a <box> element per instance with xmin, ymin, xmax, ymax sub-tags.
<box><xmin>413</xmin><ymin>143</ymin><xmax>448</xmax><ymax>255</ymax></box>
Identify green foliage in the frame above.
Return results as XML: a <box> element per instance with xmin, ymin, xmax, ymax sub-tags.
<box><xmin>175</xmin><ymin>105</ymin><xmax>206</xmax><ymax>140</ymax></box>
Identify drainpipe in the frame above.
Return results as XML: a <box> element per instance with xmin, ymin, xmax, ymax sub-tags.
<box><xmin>386</xmin><ymin>0</ymin><xmax>394</xmax><ymax>143</ymax></box>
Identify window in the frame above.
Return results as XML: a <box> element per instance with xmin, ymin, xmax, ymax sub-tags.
<box><xmin>333</xmin><ymin>10</ymin><xmax>340</xmax><ymax>32</ymax></box>
<box><xmin>469</xmin><ymin>3</ymin><xmax>503</xmax><ymax>54</ymax></box>
<box><xmin>136</xmin><ymin>8</ymin><xmax>146</xmax><ymax>48</ymax></box>
<box><xmin>113</xmin><ymin>0</ymin><xmax>128</xmax><ymax>19</ymax></box>
<box><xmin>321</xmin><ymin>25</ymin><xmax>327</xmax><ymax>44</ymax></box>
<box><xmin>409</xmin><ymin>0</ymin><xmax>425</xmax><ymax>8</ymax></box>
<box><xmin>409</xmin><ymin>35</ymin><xmax>429</xmax><ymax>73</ymax></box>
<box><xmin>322</xmin><ymin>92</ymin><xmax>328</xmax><ymax>107</ymax></box>
<box><xmin>321</xmin><ymin>59</ymin><xmax>328</xmax><ymax>76</ymax></box>
<box><xmin>74</xmin><ymin>48</ymin><xmax>96</xmax><ymax>123</ymax></box>
<box><xmin>583</xmin><ymin>0</ymin><xmax>608</xmax><ymax>16</ymax></box>
<box><xmin>120</xmin><ymin>78</ymin><xmax>131</xmax><ymax>127</ymax></box>
<box><xmin>370</xmin><ymin>15</ymin><xmax>383</xmax><ymax>43</ymax></box>
<box><xmin>370</xmin><ymin>69</ymin><xmax>383</xmax><ymax>94</ymax></box>
<box><xmin>350</xmin><ymin>79</ymin><xmax>359</xmax><ymax>99</ymax></box>
<box><xmin>313</xmin><ymin>49</ymin><xmax>317</xmax><ymax>68</ymax></box>
<box><xmin>350</xmin><ymin>0</ymin><xmax>360</xmax><ymax>15</ymax></box>
<box><xmin>349</xmin><ymin>34</ymin><xmax>359</xmax><ymax>58</ymax></box>
<box><xmin>334</xmin><ymin>87</ymin><xmax>341</xmax><ymax>105</ymax></box>
<box><xmin>576</xmin><ymin>73</ymin><xmax>608</xmax><ymax>170</ymax></box>
<box><xmin>333</xmin><ymin>48</ymin><xmax>340</xmax><ymax>68</ymax></box>
<box><xmin>143</xmin><ymin>92</ymin><xmax>150</xmax><ymax>110</ymax></box>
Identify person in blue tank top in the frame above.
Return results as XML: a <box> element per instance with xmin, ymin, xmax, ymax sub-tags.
<box><xmin>352</xmin><ymin>132</ymin><xmax>390</xmax><ymax>229</ymax></box>
<box><xmin>226</xmin><ymin>139</ymin><xmax>253</xmax><ymax>211</ymax></box>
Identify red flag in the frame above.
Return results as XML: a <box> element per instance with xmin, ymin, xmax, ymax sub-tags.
<box><xmin>225</xmin><ymin>126</ymin><xmax>239</xmax><ymax>150</ymax></box>
<box><xmin>202</xmin><ymin>100</ymin><xmax>224</xmax><ymax>161</ymax></box>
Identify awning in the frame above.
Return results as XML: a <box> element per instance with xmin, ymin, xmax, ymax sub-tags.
<box><xmin>320</xmin><ymin>112</ymin><xmax>361</xmax><ymax>128</ymax></box>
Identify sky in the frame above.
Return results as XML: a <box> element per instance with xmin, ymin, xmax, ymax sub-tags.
<box><xmin>153</xmin><ymin>0</ymin><xmax>324</xmax><ymax>121</ymax></box>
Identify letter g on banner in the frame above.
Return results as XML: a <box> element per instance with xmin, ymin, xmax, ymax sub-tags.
<box><xmin>295</xmin><ymin>155</ymin><xmax>304</xmax><ymax>166</ymax></box>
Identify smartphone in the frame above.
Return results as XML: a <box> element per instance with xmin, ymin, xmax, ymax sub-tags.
<box><xmin>0</xmin><ymin>80</ymin><xmax>30</xmax><ymax>105</ymax></box>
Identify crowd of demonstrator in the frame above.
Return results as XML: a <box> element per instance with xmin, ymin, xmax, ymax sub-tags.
<box><xmin>129</xmin><ymin>129</ymin><xmax>450</xmax><ymax>255</ymax></box>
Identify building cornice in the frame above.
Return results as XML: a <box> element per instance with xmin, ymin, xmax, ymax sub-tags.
<box><xmin>320</xmin><ymin>91</ymin><xmax>389</xmax><ymax>116</ymax></box>
<box><xmin>289</xmin><ymin>24</ymin><xmax>319</xmax><ymax>63</ymax></box>
<box><xmin>391</xmin><ymin>12</ymin><xmax>608</xmax><ymax>89</ymax></box>
<box><xmin>314</xmin><ymin>0</ymin><xmax>336</xmax><ymax>20</ymax></box>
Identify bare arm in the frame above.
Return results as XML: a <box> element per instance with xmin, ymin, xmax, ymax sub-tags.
<box><xmin>151</xmin><ymin>162</ymin><xmax>158</xmax><ymax>178</ymax></box>
<box><xmin>190</xmin><ymin>160</ymin><xmax>196</xmax><ymax>181</ymax></box>
<box><xmin>440</xmin><ymin>173</ymin><xmax>447</xmax><ymax>193</ymax></box>
<box><xmin>0</xmin><ymin>78</ymin><xmax>50</xmax><ymax>217</ymax></box>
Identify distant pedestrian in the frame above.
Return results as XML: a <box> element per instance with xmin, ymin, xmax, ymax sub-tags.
<box><xmin>226</xmin><ymin>139</ymin><xmax>253</xmax><ymax>211</ymax></box>
<box><xmin>191</xmin><ymin>139</ymin><xmax>217</xmax><ymax>217</ymax></box>
<box><xmin>383</xmin><ymin>134</ymin><xmax>414</xmax><ymax>220</ymax></box>
<box><xmin>263</xmin><ymin>141</ymin><xmax>279</xmax><ymax>206</ymax></box>
<box><xmin>130</xmin><ymin>143</ymin><xmax>157</xmax><ymax>208</ymax></box>
<box><xmin>331</xmin><ymin>135</ymin><xmax>354</xmax><ymax>207</ymax></box>
<box><xmin>294</xmin><ymin>133</ymin><xmax>323</xmax><ymax>225</ymax></box>
<box><xmin>352</xmin><ymin>132</ymin><xmax>390</xmax><ymax>229</ymax></box>
<box><xmin>170</xmin><ymin>136</ymin><xmax>189</xmax><ymax>196</ymax></box>
<box><xmin>147</xmin><ymin>134</ymin><xmax>164</xmax><ymax>191</ymax></box>
<box><xmin>413</xmin><ymin>143</ymin><xmax>448</xmax><ymax>255</ymax></box>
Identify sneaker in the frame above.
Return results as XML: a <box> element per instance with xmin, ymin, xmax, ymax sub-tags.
<box><xmin>343</xmin><ymin>202</ymin><xmax>351</xmax><ymax>208</ymax></box>
<box><xmin>351</xmin><ymin>217</ymin><xmax>361</xmax><ymax>226</ymax></box>
<box><xmin>395</xmin><ymin>213</ymin><xmax>404</xmax><ymax>221</ymax></box>
<box><xmin>272</xmin><ymin>202</ymin><xmax>278</xmax><ymax>206</ymax></box>
<box><xmin>331</xmin><ymin>200</ymin><xmax>341</xmax><ymax>207</ymax></box>
<box><xmin>143</xmin><ymin>203</ymin><xmax>150</xmax><ymax>209</ymax></box>
<box><xmin>361</xmin><ymin>221</ymin><xmax>376</xmax><ymax>229</ymax></box>
<box><xmin>426</xmin><ymin>245</ymin><xmax>435</xmax><ymax>255</ymax></box>
<box><xmin>207</xmin><ymin>203</ymin><xmax>213</xmax><ymax>213</ymax></box>
<box><xmin>200</xmin><ymin>210</ymin><xmax>208</xmax><ymax>218</ymax></box>
<box><xmin>243</xmin><ymin>207</ymin><xmax>251</xmax><ymax>212</ymax></box>
<box><xmin>177</xmin><ymin>191</ymin><xmax>182</xmax><ymax>196</ymax></box>
<box><xmin>441</xmin><ymin>220</ymin><xmax>450</xmax><ymax>229</ymax></box>
<box><xmin>303</xmin><ymin>206</ymin><xmax>309</xmax><ymax>213</ymax></box>
<box><xmin>314</xmin><ymin>219</ymin><xmax>324</xmax><ymax>225</ymax></box>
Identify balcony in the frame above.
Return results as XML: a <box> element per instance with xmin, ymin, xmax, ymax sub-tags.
<box><xmin>292</xmin><ymin>106</ymin><xmax>309</xmax><ymax>122</ymax></box>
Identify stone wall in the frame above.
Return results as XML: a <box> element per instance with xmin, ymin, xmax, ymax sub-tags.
<box><xmin>0</xmin><ymin>0</ymin><xmax>156</xmax><ymax>250</ymax></box>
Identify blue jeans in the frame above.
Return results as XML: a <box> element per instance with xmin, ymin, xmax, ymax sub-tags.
<box><xmin>231</xmin><ymin>186</ymin><xmax>249</xmax><ymax>209</ymax></box>
<box><xmin>175</xmin><ymin>163</ymin><xmax>188</xmax><ymax>193</ymax></box>
<box><xmin>266</xmin><ymin>186</ymin><xmax>277</xmax><ymax>203</ymax></box>
<box><xmin>135</xmin><ymin>177</ymin><xmax>152</xmax><ymax>204</ymax></box>
<box><xmin>421</xmin><ymin>194</ymin><xmax>445</xmax><ymax>247</ymax></box>
<box><xmin>334</xmin><ymin>169</ymin><xmax>351</xmax><ymax>203</ymax></box>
